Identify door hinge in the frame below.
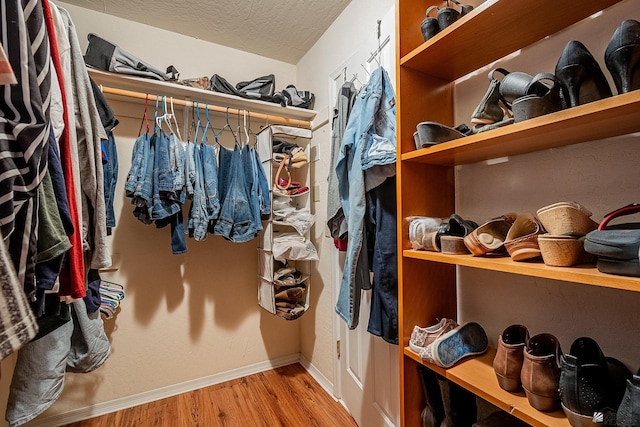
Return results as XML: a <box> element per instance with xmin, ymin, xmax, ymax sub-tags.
<box><xmin>336</xmin><ymin>340</ymin><xmax>341</xmax><ymax>359</ymax></box>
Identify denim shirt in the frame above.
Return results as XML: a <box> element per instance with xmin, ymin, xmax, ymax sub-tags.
<box><xmin>335</xmin><ymin>66</ymin><xmax>397</xmax><ymax>329</ymax></box>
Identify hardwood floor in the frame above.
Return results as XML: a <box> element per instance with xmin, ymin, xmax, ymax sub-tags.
<box><xmin>62</xmin><ymin>363</ymin><xmax>358</xmax><ymax>427</ymax></box>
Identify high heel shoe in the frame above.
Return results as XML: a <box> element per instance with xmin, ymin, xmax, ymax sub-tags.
<box><xmin>555</xmin><ymin>40</ymin><xmax>612</xmax><ymax>107</ymax></box>
<box><xmin>605</xmin><ymin>19</ymin><xmax>640</xmax><ymax>94</ymax></box>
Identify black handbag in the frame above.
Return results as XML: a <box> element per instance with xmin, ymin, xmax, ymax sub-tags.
<box><xmin>584</xmin><ymin>203</ymin><xmax>640</xmax><ymax>277</ymax></box>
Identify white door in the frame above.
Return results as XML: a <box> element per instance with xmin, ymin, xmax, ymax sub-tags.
<box><xmin>329</xmin><ymin>8</ymin><xmax>399</xmax><ymax>427</ymax></box>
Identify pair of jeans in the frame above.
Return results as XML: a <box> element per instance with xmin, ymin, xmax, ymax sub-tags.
<box><xmin>253</xmin><ymin>146</ymin><xmax>271</xmax><ymax>218</ymax></box>
<box><xmin>151</xmin><ymin>131</ymin><xmax>181</xmax><ymax>221</ymax></box>
<box><xmin>213</xmin><ymin>145</ymin><xmax>256</xmax><ymax>242</ymax></box>
<box><xmin>200</xmin><ymin>141</ymin><xmax>220</xmax><ymax>222</ymax></box>
<box><xmin>242</xmin><ymin>144</ymin><xmax>263</xmax><ymax>233</ymax></box>
<box><xmin>102</xmin><ymin>131</ymin><xmax>118</xmax><ymax>233</ymax></box>
<box><xmin>365</xmin><ymin>176</ymin><xmax>398</xmax><ymax>344</ymax></box>
<box><xmin>335</xmin><ymin>66</ymin><xmax>397</xmax><ymax>330</ymax></box>
<box><xmin>188</xmin><ymin>142</ymin><xmax>209</xmax><ymax>241</ymax></box>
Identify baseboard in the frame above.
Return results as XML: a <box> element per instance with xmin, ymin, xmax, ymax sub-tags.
<box><xmin>28</xmin><ymin>353</ymin><xmax>300</xmax><ymax>427</ymax></box>
<box><xmin>299</xmin><ymin>354</ymin><xmax>336</xmax><ymax>399</ymax></box>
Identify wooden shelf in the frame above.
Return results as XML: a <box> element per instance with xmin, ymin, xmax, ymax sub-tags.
<box><xmin>88</xmin><ymin>68</ymin><xmax>317</xmax><ymax>122</ymax></box>
<box><xmin>401</xmin><ymin>90</ymin><xmax>640</xmax><ymax>164</ymax></box>
<box><xmin>403</xmin><ymin>250</ymin><xmax>640</xmax><ymax>293</ymax></box>
<box><xmin>400</xmin><ymin>0</ymin><xmax>622</xmax><ymax>80</ymax></box>
<box><xmin>404</xmin><ymin>347</ymin><xmax>570</xmax><ymax>427</ymax></box>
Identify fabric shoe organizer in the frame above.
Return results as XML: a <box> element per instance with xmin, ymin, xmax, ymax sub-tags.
<box><xmin>256</xmin><ymin>125</ymin><xmax>316</xmax><ymax>320</ymax></box>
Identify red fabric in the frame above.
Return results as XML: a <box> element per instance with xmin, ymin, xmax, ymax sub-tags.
<box><xmin>334</xmin><ymin>237</ymin><xmax>348</xmax><ymax>252</ymax></box>
<box><xmin>41</xmin><ymin>0</ymin><xmax>86</xmax><ymax>298</ymax></box>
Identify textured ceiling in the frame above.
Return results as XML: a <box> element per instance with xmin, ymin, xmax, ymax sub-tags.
<box><xmin>61</xmin><ymin>0</ymin><xmax>352</xmax><ymax>64</ymax></box>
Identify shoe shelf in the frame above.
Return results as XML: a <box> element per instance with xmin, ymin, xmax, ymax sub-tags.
<box><xmin>401</xmin><ymin>90</ymin><xmax>640</xmax><ymax>166</ymax></box>
<box><xmin>403</xmin><ymin>250</ymin><xmax>640</xmax><ymax>293</ymax></box>
<box><xmin>403</xmin><ymin>347</ymin><xmax>570</xmax><ymax>427</ymax></box>
<box><xmin>399</xmin><ymin>0</ymin><xmax>622</xmax><ymax>81</ymax></box>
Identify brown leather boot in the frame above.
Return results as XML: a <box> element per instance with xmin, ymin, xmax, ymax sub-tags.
<box><xmin>493</xmin><ymin>325</ymin><xmax>529</xmax><ymax>392</ymax></box>
<box><xmin>520</xmin><ymin>333</ymin><xmax>563</xmax><ymax>412</ymax></box>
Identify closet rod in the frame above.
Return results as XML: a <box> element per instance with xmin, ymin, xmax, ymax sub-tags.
<box><xmin>100</xmin><ymin>86</ymin><xmax>312</xmax><ymax>129</ymax></box>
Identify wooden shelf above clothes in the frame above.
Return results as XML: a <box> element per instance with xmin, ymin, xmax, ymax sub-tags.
<box><xmin>88</xmin><ymin>69</ymin><xmax>317</xmax><ymax>128</ymax></box>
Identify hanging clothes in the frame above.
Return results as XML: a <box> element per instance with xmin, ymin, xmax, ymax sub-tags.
<box><xmin>335</xmin><ymin>66</ymin><xmax>398</xmax><ymax>344</ymax></box>
<box><xmin>1</xmin><ymin>0</ymin><xmax>53</xmax><ymax>301</ymax></box>
<box><xmin>327</xmin><ymin>81</ymin><xmax>357</xmax><ymax>244</ymax></box>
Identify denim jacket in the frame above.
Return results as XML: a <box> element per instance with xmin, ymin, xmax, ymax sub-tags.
<box><xmin>335</xmin><ymin>67</ymin><xmax>397</xmax><ymax>329</ymax></box>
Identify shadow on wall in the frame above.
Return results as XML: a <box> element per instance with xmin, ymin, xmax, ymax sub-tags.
<box><xmin>107</xmin><ymin>113</ymin><xmax>264</xmax><ymax>343</ymax></box>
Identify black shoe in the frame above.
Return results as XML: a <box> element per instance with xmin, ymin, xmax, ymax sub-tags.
<box><xmin>555</xmin><ymin>40</ymin><xmax>613</xmax><ymax>107</ymax></box>
<box><xmin>559</xmin><ymin>337</ymin><xmax>631</xmax><ymax>426</ymax></box>
<box><xmin>605</xmin><ymin>19</ymin><xmax>640</xmax><ymax>95</ymax></box>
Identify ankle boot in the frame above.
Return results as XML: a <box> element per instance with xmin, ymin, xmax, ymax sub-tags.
<box><xmin>559</xmin><ymin>337</ymin><xmax>631</xmax><ymax>427</ymax></box>
<box><xmin>437</xmin><ymin>375</ymin><xmax>477</xmax><ymax>427</ymax></box>
<box><xmin>520</xmin><ymin>333</ymin><xmax>562</xmax><ymax>412</ymax></box>
<box><xmin>418</xmin><ymin>366</ymin><xmax>444</xmax><ymax>427</ymax></box>
<box><xmin>493</xmin><ymin>325</ymin><xmax>529</xmax><ymax>392</ymax></box>
<box><xmin>616</xmin><ymin>370</ymin><xmax>640</xmax><ymax>427</ymax></box>
<box><xmin>555</xmin><ymin>40</ymin><xmax>613</xmax><ymax>107</ymax></box>
<box><xmin>605</xmin><ymin>19</ymin><xmax>640</xmax><ymax>94</ymax></box>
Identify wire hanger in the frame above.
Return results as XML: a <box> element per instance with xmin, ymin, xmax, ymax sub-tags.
<box><xmin>169</xmin><ymin>96</ymin><xmax>182</xmax><ymax>141</ymax></box>
<box><xmin>216</xmin><ymin>107</ymin><xmax>239</xmax><ymax>147</ymax></box>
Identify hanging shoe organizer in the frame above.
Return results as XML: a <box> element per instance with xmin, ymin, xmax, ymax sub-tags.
<box><xmin>257</xmin><ymin>124</ymin><xmax>315</xmax><ymax>320</ymax></box>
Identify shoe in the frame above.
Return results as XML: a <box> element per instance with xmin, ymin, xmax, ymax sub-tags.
<box><xmin>521</xmin><ymin>333</ymin><xmax>563</xmax><ymax>412</ymax></box>
<box><xmin>438</xmin><ymin>374</ymin><xmax>478</xmax><ymax>427</ymax></box>
<box><xmin>615</xmin><ymin>369</ymin><xmax>640</xmax><ymax>427</ymax></box>
<box><xmin>437</xmin><ymin>3</ymin><xmax>460</xmax><ymax>31</ymax></box>
<box><xmin>555</xmin><ymin>40</ymin><xmax>613</xmax><ymax>108</ymax></box>
<box><xmin>511</xmin><ymin>72</ymin><xmax>564</xmax><ymax>123</ymax></box>
<box><xmin>420</xmin><ymin>6</ymin><xmax>440</xmax><ymax>42</ymax></box>
<box><xmin>493</xmin><ymin>324</ymin><xmax>529</xmax><ymax>392</ymax></box>
<box><xmin>430</xmin><ymin>321</ymin><xmax>488</xmax><ymax>368</ymax></box>
<box><xmin>415</xmin><ymin>121</ymin><xmax>467</xmax><ymax>149</ymax></box>
<box><xmin>409</xmin><ymin>318</ymin><xmax>458</xmax><ymax>361</ymax></box>
<box><xmin>463</xmin><ymin>213</ymin><xmax>517</xmax><ymax>256</ymax></box>
<box><xmin>440</xmin><ymin>214</ymin><xmax>478</xmax><ymax>255</ymax></box>
<box><xmin>418</xmin><ymin>365</ymin><xmax>445</xmax><ymax>426</ymax></box>
<box><xmin>559</xmin><ymin>337</ymin><xmax>631</xmax><ymax>427</ymax></box>
<box><xmin>605</xmin><ymin>19</ymin><xmax>640</xmax><ymax>95</ymax></box>
<box><xmin>504</xmin><ymin>213</ymin><xmax>546</xmax><ymax>261</ymax></box>
<box><xmin>536</xmin><ymin>201</ymin><xmax>598</xmax><ymax>237</ymax></box>
<box><xmin>471</xmin><ymin>74</ymin><xmax>506</xmax><ymax>125</ymax></box>
<box><xmin>491</xmin><ymin>68</ymin><xmax>550</xmax><ymax>109</ymax></box>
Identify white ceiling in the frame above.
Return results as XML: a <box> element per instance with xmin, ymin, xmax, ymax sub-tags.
<box><xmin>62</xmin><ymin>0</ymin><xmax>352</xmax><ymax>64</ymax></box>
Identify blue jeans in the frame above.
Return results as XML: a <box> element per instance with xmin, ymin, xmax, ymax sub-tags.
<box><xmin>124</xmin><ymin>132</ymin><xmax>149</xmax><ymax>197</ymax></box>
<box><xmin>151</xmin><ymin>131</ymin><xmax>181</xmax><ymax>221</ymax></box>
<box><xmin>200</xmin><ymin>142</ymin><xmax>220</xmax><ymax>222</ymax></box>
<box><xmin>335</xmin><ymin>67</ymin><xmax>397</xmax><ymax>329</ymax></box>
<box><xmin>102</xmin><ymin>131</ymin><xmax>118</xmax><ymax>232</ymax></box>
<box><xmin>253</xmin><ymin>147</ymin><xmax>271</xmax><ymax>219</ymax></box>
<box><xmin>366</xmin><ymin>176</ymin><xmax>398</xmax><ymax>345</ymax></box>
<box><xmin>214</xmin><ymin>145</ymin><xmax>256</xmax><ymax>242</ymax></box>
<box><xmin>188</xmin><ymin>143</ymin><xmax>209</xmax><ymax>241</ymax></box>
<box><xmin>242</xmin><ymin>145</ymin><xmax>262</xmax><ymax>233</ymax></box>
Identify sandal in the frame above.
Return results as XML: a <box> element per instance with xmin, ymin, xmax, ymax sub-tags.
<box><xmin>420</xmin><ymin>6</ymin><xmax>440</xmax><ymax>42</ymax></box>
<box><xmin>463</xmin><ymin>213</ymin><xmax>518</xmax><ymax>256</ymax></box>
<box><xmin>504</xmin><ymin>213</ymin><xmax>546</xmax><ymax>261</ymax></box>
<box><xmin>511</xmin><ymin>73</ymin><xmax>564</xmax><ymax>123</ymax></box>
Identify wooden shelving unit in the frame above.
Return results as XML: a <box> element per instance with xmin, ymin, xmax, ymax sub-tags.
<box><xmin>395</xmin><ymin>1</ymin><xmax>636</xmax><ymax>426</ymax></box>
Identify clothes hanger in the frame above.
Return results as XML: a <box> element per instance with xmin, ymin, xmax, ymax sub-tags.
<box><xmin>138</xmin><ymin>93</ymin><xmax>151</xmax><ymax>136</ymax></box>
<box><xmin>215</xmin><ymin>107</ymin><xmax>239</xmax><ymax>147</ymax></box>
<box><xmin>193</xmin><ymin>101</ymin><xmax>202</xmax><ymax>146</ymax></box>
<box><xmin>169</xmin><ymin>96</ymin><xmax>182</xmax><ymax>141</ymax></box>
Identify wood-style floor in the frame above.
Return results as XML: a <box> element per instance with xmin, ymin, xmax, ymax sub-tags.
<box><xmin>62</xmin><ymin>363</ymin><xmax>358</xmax><ymax>427</ymax></box>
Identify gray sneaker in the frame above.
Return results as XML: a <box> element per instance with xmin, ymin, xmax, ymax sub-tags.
<box><xmin>431</xmin><ymin>322</ymin><xmax>489</xmax><ymax>368</ymax></box>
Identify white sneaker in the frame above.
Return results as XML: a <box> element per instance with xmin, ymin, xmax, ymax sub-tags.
<box><xmin>409</xmin><ymin>318</ymin><xmax>458</xmax><ymax>362</ymax></box>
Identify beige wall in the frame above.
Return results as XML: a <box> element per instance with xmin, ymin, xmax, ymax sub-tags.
<box><xmin>454</xmin><ymin>1</ymin><xmax>640</xmax><ymax>368</ymax></box>
<box><xmin>1</xmin><ymin>3</ymin><xmax>302</xmax><ymax>427</ymax></box>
